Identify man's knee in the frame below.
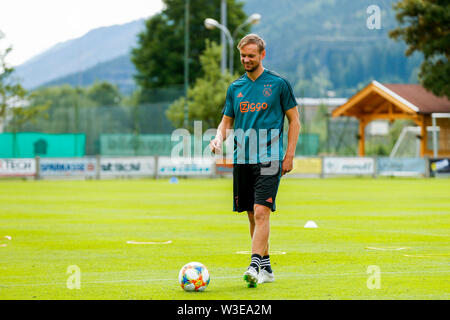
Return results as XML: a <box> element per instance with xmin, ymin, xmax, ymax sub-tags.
<box><xmin>253</xmin><ymin>204</ymin><xmax>270</xmax><ymax>224</ymax></box>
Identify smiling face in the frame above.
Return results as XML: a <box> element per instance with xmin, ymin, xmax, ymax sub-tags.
<box><xmin>239</xmin><ymin>43</ymin><xmax>266</xmax><ymax>73</ymax></box>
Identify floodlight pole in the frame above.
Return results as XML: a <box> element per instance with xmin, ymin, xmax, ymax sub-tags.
<box><xmin>220</xmin><ymin>0</ymin><xmax>227</xmax><ymax>75</ymax></box>
<box><xmin>184</xmin><ymin>0</ymin><xmax>190</xmax><ymax>129</ymax></box>
<box><xmin>211</xmin><ymin>24</ymin><xmax>234</xmax><ymax>74</ymax></box>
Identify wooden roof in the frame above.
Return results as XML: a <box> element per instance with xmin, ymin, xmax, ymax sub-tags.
<box><xmin>383</xmin><ymin>84</ymin><xmax>450</xmax><ymax>114</ymax></box>
<box><xmin>332</xmin><ymin>81</ymin><xmax>450</xmax><ymax>120</ymax></box>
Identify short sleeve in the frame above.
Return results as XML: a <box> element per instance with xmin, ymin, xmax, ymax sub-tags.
<box><xmin>222</xmin><ymin>85</ymin><xmax>235</xmax><ymax>118</ymax></box>
<box><xmin>280</xmin><ymin>79</ymin><xmax>297</xmax><ymax>112</ymax></box>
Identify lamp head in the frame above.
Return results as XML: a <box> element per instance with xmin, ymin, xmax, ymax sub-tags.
<box><xmin>204</xmin><ymin>18</ymin><xmax>219</xmax><ymax>30</ymax></box>
<box><xmin>248</xmin><ymin>13</ymin><xmax>261</xmax><ymax>25</ymax></box>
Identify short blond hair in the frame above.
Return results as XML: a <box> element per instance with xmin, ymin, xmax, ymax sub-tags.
<box><xmin>237</xmin><ymin>34</ymin><xmax>266</xmax><ymax>53</ymax></box>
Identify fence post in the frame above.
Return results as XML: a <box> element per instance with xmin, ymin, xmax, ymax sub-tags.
<box><xmin>154</xmin><ymin>156</ymin><xmax>159</xmax><ymax>179</ymax></box>
<box><xmin>424</xmin><ymin>156</ymin><xmax>430</xmax><ymax>178</ymax></box>
<box><xmin>35</xmin><ymin>156</ymin><xmax>40</xmax><ymax>180</ymax></box>
<box><xmin>320</xmin><ymin>156</ymin><xmax>325</xmax><ymax>179</ymax></box>
<box><xmin>373</xmin><ymin>156</ymin><xmax>378</xmax><ymax>178</ymax></box>
<box><xmin>211</xmin><ymin>158</ymin><xmax>217</xmax><ymax>179</ymax></box>
<box><xmin>96</xmin><ymin>155</ymin><xmax>101</xmax><ymax>180</ymax></box>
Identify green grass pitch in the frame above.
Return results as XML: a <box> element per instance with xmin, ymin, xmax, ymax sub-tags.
<box><xmin>0</xmin><ymin>177</ymin><xmax>449</xmax><ymax>300</ymax></box>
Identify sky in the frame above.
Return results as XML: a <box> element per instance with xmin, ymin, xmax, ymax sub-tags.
<box><xmin>0</xmin><ymin>0</ymin><xmax>164</xmax><ymax>66</ymax></box>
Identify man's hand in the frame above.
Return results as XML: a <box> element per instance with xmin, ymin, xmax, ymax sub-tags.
<box><xmin>209</xmin><ymin>138</ymin><xmax>222</xmax><ymax>154</ymax></box>
<box><xmin>281</xmin><ymin>107</ymin><xmax>300</xmax><ymax>176</ymax></box>
<box><xmin>281</xmin><ymin>155</ymin><xmax>294</xmax><ymax>176</ymax></box>
<box><xmin>210</xmin><ymin>115</ymin><xmax>233</xmax><ymax>155</ymax></box>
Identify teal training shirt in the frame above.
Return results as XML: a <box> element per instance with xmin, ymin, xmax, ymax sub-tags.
<box><xmin>222</xmin><ymin>69</ymin><xmax>297</xmax><ymax>164</ymax></box>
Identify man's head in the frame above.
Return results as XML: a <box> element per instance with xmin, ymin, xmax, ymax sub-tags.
<box><xmin>237</xmin><ymin>34</ymin><xmax>266</xmax><ymax>73</ymax></box>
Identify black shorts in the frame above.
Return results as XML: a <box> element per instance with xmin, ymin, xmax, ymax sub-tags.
<box><xmin>233</xmin><ymin>161</ymin><xmax>282</xmax><ymax>212</ymax></box>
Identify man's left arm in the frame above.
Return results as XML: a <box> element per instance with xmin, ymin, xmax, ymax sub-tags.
<box><xmin>282</xmin><ymin>106</ymin><xmax>301</xmax><ymax>176</ymax></box>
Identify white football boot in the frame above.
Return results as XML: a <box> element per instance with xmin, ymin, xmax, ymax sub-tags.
<box><xmin>257</xmin><ymin>269</ymin><xmax>275</xmax><ymax>284</ymax></box>
<box><xmin>243</xmin><ymin>267</ymin><xmax>259</xmax><ymax>288</ymax></box>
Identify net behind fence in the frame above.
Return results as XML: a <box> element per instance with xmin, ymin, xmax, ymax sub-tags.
<box><xmin>0</xmin><ymin>132</ymin><xmax>85</xmax><ymax>158</ymax></box>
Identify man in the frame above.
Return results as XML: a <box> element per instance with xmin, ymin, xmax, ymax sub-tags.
<box><xmin>210</xmin><ymin>34</ymin><xmax>300</xmax><ymax>287</ymax></box>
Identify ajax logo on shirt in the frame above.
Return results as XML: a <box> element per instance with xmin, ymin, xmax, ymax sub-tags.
<box><xmin>263</xmin><ymin>84</ymin><xmax>272</xmax><ymax>97</ymax></box>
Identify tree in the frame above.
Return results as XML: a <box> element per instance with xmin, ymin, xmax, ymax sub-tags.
<box><xmin>13</xmin><ymin>85</ymin><xmax>90</xmax><ymax>133</ymax></box>
<box><xmin>389</xmin><ymin>0</ymin><xmax>450</xmax><ymax>99</ymax></box>
<box><xmin>1</xmin><ymin>30</ymin><xmax>48</xmax><ymax>136</ymax></box>
<box><xmin>20</xmin><ymin>84</ymin><xmax>129</xmax><ymax>155</ymax></box>
<box><xmin>0</xmin><ymin>30</ymin><xmax>27</xmax><ymax>132</ymax></box>
<box><xmin>166</xmin><ymin>40</ymin><xmax>237</xmax><ymax>131</ymax></box>
<box><xmin>131</xmin><ymin>0</ymin><xmax>249</xmax><ymax>101</ymax></box>
<box><xmin>87</xmin><ymin>81</ymin><xmax>122</xmax><ymax>106</ymax></box>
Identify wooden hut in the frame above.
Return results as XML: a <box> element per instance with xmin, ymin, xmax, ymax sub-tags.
<box><xmin>332</xmin><ymin>81</ymin><xmax>450</xmax><ymax>157</ymax></box>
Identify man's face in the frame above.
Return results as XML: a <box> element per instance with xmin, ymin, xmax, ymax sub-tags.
<box><xmin>239</xmin><ymin>43</ymin><xmax>265</xmax><ymax>72</ymax></box>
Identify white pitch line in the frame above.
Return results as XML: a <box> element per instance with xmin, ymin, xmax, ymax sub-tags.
<box><xmin>1</xmin><ymin>270</ymin><xmax>449</xmax><ymax>287</ymax></box>
<box><xmin>403</xmin><ymin>254</ymin><xmax>450</xmax><ymax>258</ymax></box>
<box><xmin>365</xmin><ymin>247</ymin><xmax>410</xmax><ymax>251</ymax></box>
<box><xmin>328</xmin><ymin>226</ymin><xmax>450</xmax><ymax>238</ymax></box>
<box><xmin>126</xmin><ymin>240</ymin><xmax>172</xmax><ymax>245</ymax></box>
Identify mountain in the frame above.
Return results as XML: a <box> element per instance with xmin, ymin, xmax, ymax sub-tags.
<box><xmin>16</xmin><ymin>0</ymin><xmax>423</xmax><ymax>97</ymax></box>
<box><xmin>243</xmin><ymin>0</ymin><xmax>423</xmax><ymax>97</ymax></box>
<box><xmin>41</xmin><ymin>54</ymin><xmax>137</xmax><ymax>94</ymax></box>
<box><xmin>14</xmin><ymin>19</ymin><xmax>145</xmax><ymax>89</ymax></box>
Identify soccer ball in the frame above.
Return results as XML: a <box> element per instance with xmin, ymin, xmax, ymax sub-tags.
<box><xmin>178</xmin><ymin>262</ymin><xmax>210</xmax><ymax>292</ymax></box>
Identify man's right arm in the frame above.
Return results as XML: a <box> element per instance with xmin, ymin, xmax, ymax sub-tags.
<box><xmin>210</xmin><ymin>115</ymin><xmax>234</xmax><ymax>154</ymax></box>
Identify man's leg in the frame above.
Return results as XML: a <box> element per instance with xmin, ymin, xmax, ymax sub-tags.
<box><xmin>247</xmin><ymin>211</ymin><xmax>269</xmax><ymax>255</ymax></box>
<box><xmin>247</xmin><ymin>209</ymin><xmax>275</xmax><ymax>284</ymax></box>
<box><xmin>249</xmin><ymin>204</ymin><xmax>270</xmax><ymax>271</ymax></box>
<box><xmin>244</xmin><ymin>205</ymin><xmax>271</xmax><ymax>287</ymax></box>
<box><xmin>249</xmin><ymin>206</ymin><xmax>270</xmax><ymax>256</ymax></box>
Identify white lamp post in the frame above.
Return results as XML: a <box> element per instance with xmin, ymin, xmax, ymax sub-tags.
<box><xmin>204</xmin><ymin>13</ymin><xmax>261</xmax><ymax>74</ymax></box>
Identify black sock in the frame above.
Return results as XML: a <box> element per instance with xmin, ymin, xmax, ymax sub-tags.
<box><xmin>261</xmin><ymin>255</ymin><xmax>273</xmax><ymax>273</ymax></box>
<box><xmin>249</xmin><ymin>254</ymin><xmax>262</xmax><ymax>271</ymax></box>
